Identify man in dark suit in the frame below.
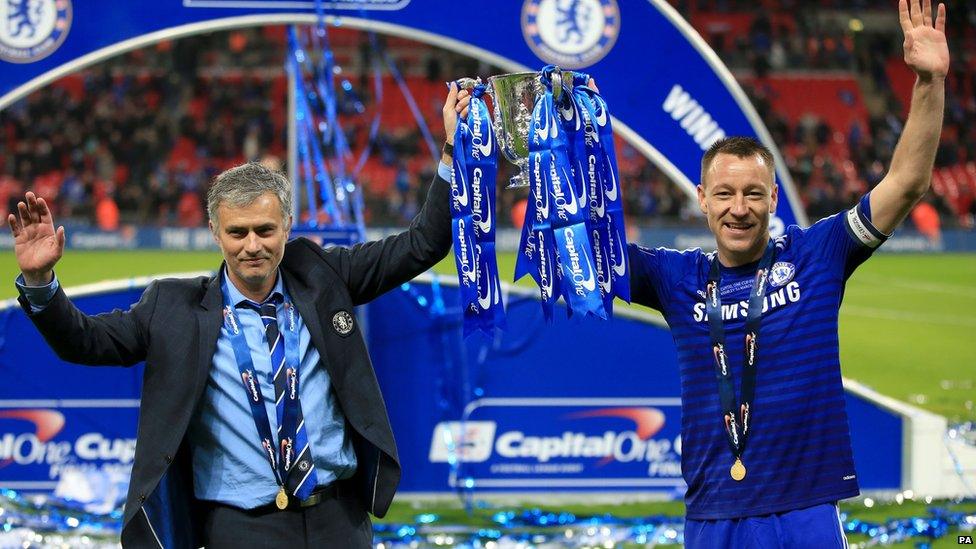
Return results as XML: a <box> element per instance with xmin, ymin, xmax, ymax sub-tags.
<box><xmin>6</xmin><ymin>86</ymin><xmax>471</xmax><ymax>548</ymax></box>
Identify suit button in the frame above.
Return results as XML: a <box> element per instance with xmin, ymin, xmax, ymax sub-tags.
<box><xmin>164</xmin><ymin>454</ymin><xmax>173</xmax><ymax>464</ymax></box>
<box><xmin>139</xmin><ymin>494</ymin><xmax>146</xmax><ymax>502</ymax></box>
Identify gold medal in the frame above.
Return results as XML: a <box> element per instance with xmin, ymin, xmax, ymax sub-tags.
<box><xmin>275</xmin><ymin>487</ymin><xmax>289</xmax><ymax>510</ymax></box>
<box><xmin>730</xmin><ymin>458</ymin><xmax>746</xmax><ymax>481</ymax></box>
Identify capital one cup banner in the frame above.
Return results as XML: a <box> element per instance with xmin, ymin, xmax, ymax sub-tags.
<box><xmin>1</xmin><ymin>280</ymin><xmax>902</xmax><ymax>493</ymax></box>
<box><xmin>428</xmin><ymin>400</ymin><xmax>684</xmax><ymax>489</ymax></box>
<box><xmin>364</xmin><ymin>282</ymin><xmax>903</xmax><ymax>493</ymax></box>
<box><xmin>0</xmin><ymin>288</ymin><xmax>147</xmax><ymax>492</ymax></box>
<box><xmin>0</xmin><ymin>0</ymin><xmax>806</xmax><ymax>230</ymax></box>
<box><xmin>0</xmin><ymin>407</ymin><xmax>137</xmax><ymax>492</ymax></box>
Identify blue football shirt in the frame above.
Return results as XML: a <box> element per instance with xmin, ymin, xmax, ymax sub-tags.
<box><xmin>630</xmin><ymin>194</ymin><xmax>887</xmax><ymax>519</ymax></box>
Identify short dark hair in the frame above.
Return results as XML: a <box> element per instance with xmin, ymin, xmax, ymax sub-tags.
<box><xmin>700</xmin><ymin>137</ymin><xmax>774</xmax><ymax>187</ymax></box>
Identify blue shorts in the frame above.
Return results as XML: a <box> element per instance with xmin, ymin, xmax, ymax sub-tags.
<box><xmin>684</xmin><ymin>502</ymin><xmax>848</xmax><ymax>549</ymax></box>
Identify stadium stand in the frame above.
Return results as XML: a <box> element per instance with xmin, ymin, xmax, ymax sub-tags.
<box><xmin>1</xmin><ymin>4</ymin><xmax>974</xmax><ymax>230</ymax></box>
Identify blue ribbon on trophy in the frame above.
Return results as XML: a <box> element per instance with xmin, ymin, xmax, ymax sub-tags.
<box><xmin>449</xmin><ymin>118</ymin><xmax>479</xmax><ymax>326</ymax></box>
<box><xmin>522</xmin><ymin>87</ymin><xmax>562</xmax><ymax>321</ymax></box>
<box><xmin>569</xmin><ymin>82</ymin><xmax>613</xmax><ymax>313</ymax></box>
<box><xmin>541</xmin><ymin>65</ymin><xmax>606</xmax><ymax>320</ymax></box>
<box><xmin>450</xmin><ymin>79</ymin><xmax>505</xmax><ymax>336</ymax></box>
<box><xmin>568</xmin><ymin>72</ymin><xmax>631</xmax><ymax>310</ymax></box>
<box><xmin>511</xmin><ymin>94</ymin><xmax>540</xmax><ymax>287</ymax></box>
<box><xmin>572</xmin><ymin>76</ymin><xmax>631</xmax><ymax>303</ymax></box>
<box><xmin>454</xmin><ymin>66</ymin><xmax>628</xmax><ymax>324</ymax></box>
<box><xmin>467</xmin><ymin>83</ymin><xmax>506</xmax><ymax>334</ymax></box>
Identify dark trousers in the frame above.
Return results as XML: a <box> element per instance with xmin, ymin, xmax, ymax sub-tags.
<box><xmin>202</xmin><ymin>489</ymin><xmax>372</xmax><ymax>549</ymax></box>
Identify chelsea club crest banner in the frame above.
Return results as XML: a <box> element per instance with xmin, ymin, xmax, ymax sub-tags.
<box><xmin>0</xmin><ymin>0</ymin><xmax>806</xmax><ymax>229</ymax></box>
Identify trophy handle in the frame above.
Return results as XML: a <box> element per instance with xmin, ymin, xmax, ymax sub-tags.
<box><xmin>454</xmin><ymin>77</ymin><xmax>482</xmax><ymax>91</ymax></box>
<box><xmin>548</xmin><ymin>67</ymin><xmax>576</xmax><ymax>103</ymax></box>
<box><xmin>550</xmin><ymin>66</ymin><xmax>563</xmax><ymax>102</ymax></box>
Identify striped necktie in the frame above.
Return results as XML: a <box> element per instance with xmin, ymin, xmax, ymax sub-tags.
<box><xmin>256</xmin><ymin>298</ymin><xmax>318</xmax><ymax>500</ymax></box>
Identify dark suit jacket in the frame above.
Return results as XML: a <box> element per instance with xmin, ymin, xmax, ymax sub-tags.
<box><xmin>19</xmin><ymin>175</ymin><xmax>452</xmax><ymax>548</ymax></box>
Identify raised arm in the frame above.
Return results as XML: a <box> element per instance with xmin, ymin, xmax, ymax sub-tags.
<box><xmin>869</xmin><ymin>0</ymin><xmax>949</xmax><ymax>234</ymax></box>
<box><xmin>9</xmin><ymin>191</ymin><xmax>151</xmax><ymax>366</ymax></box>
<box><xmin>327</xmin><ymin>84</ymin><xmax>471</xmax><ymax>304</ymax></box>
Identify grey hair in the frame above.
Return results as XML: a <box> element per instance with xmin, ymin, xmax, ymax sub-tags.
<box><xmin>207</xmin><ymin>162</ymin><xmax>293</xmax><ymax>230</ymax></box>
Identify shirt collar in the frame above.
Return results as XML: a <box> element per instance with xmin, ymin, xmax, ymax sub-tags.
<box><xmin>221</xmin><ymin>266</ymin><xmax>285</xmax><ymax>308</ymax></box>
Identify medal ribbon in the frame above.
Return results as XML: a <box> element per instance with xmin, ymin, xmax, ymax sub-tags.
<box><xmin>705</xmin><ymin>241</ymin><xmax>776</xmax><ymax>461</ymax></box>
<box><xmin>221</xmin><ymin>276</ymin><xmax>303</xmax><ymax>491</ymax></box>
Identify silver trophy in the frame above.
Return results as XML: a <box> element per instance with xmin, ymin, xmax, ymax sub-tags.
<box><xmin>458</xmin><ymin>68</ymin><xmax>574</xmax><ymax>188</ymax></box>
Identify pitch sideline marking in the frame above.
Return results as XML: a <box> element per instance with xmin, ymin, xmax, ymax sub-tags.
<box><xmin>841</xmin><ymin>305</ymin><xmax>976</xmax><ymax>328</ymax></box>
<box><xmin>852</xmin><ymin>273</ymin><xmax>976</xmax><ymax>298</ymax></box>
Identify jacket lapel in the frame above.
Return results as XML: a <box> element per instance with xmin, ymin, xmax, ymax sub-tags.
<box><xmin>195</xmin><ymin>273</ymin><xmax>223</xmax><ymax>398</ymax></box>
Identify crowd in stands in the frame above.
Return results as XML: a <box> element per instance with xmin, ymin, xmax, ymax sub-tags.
<box><xmin>2</xmin><ymin>3</ymin><xmax>974</xmax><ymax>234</ymax></box>
<box><xmin>674</xmin><ymin>0</ymin><xmax>976</xmax><ymax>229</ymax></box>
<box><xmin>0</xmin><ymin>31</ymin><xmax>285</xmax><ymax>230</ymax></box>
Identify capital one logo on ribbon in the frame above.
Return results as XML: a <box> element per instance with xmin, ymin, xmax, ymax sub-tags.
<box><xmin>561</xmin><ymin>226</ymin><xmax>596</xmax><ymax>296</ymax></box>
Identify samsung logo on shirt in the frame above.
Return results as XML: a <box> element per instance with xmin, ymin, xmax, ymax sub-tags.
<box><xmin>692</xmin><ymin>281</ymin><xmax>801</xmax><ymax>322</ymax></box>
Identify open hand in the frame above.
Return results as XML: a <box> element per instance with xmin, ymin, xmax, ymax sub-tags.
<box><xmin>7</xmin><ymin>192</ymin><xmax>64</xmax><ymax>285</ymax></box>
<box><xmin>899</xmin><ymin>0</ymin><xmax>949</xmax><ymax>81</ymax></box>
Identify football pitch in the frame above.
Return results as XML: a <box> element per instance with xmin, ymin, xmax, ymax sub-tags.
<box><xmin>2</xmin><ymin>249</ymin><xmax>973</xmax><ymax>422</ymax></box>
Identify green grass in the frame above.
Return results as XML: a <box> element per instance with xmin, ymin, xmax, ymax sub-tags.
<box><xmin>2</xmin><ymin>251</ymin><xmax>974</xmax><ymax>420</ymax></box>
<box><xmin>0</xmin><ymin>250</ymin><xmax>223</xmax><ymax>291</ymax></box>
<box><xmin>838</xmin><ymin>254</ymin><xmax>976</xmax><ymax>421</ymax></box>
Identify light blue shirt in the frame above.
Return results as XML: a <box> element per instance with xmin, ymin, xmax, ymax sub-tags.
<box><xmin>187</xmin><ymin>269</ymin><xmax>357</xmax><ymax>508</ymax></box>
<box><xmin>16</xmin><ymin>269</ymin><xmax>358</xmax><ymax>509</ymax></box>
<box><xmin>437</xmin><ymin>161</ymin><xmax>452</xmax><ymax>182</ymax></box>
<box><xmin>15</xmin><ymin>273</ymin><xmax>59</xmax><ymax>312</ymax></box>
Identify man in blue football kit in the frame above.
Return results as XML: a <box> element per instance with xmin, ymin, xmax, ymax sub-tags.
<box><xmin>628</xmin><ymin>1</ymin><xmax>949</xmax><ymax>547</ymax></box>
